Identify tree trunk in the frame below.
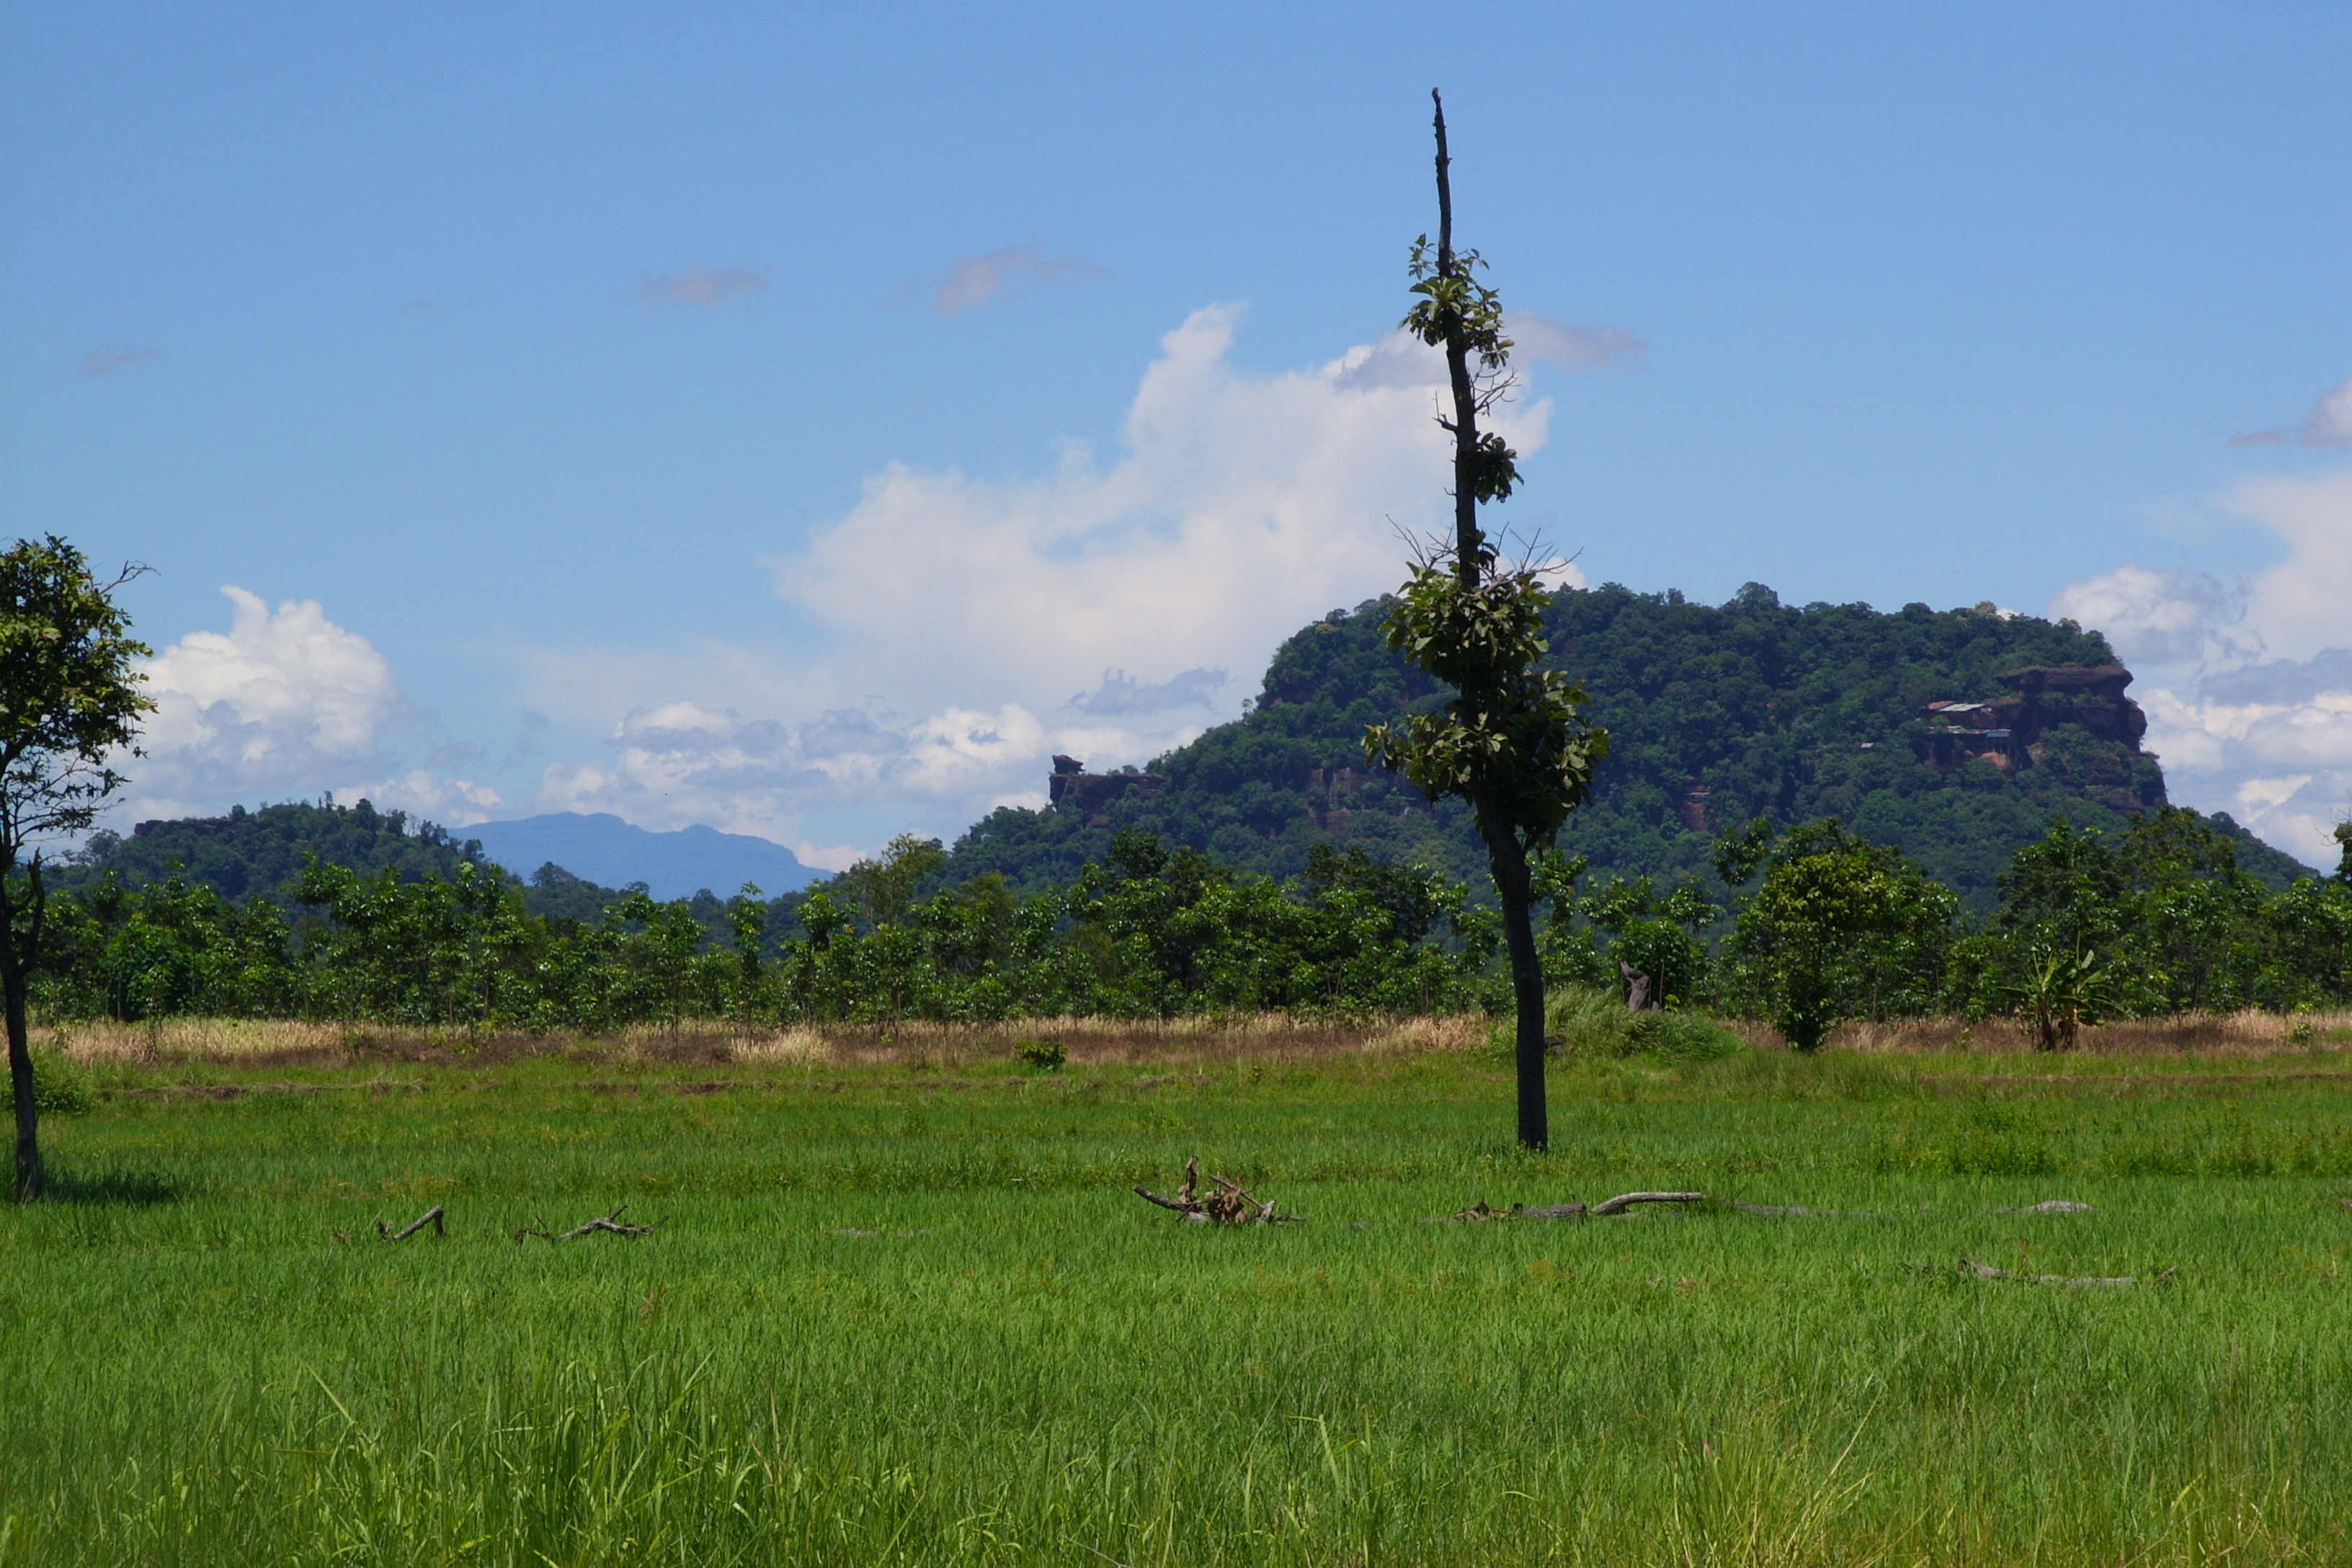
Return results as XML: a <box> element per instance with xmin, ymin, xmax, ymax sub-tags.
<box><xmin>1480</xmin><ymin>796</ymin><xmax>1546</xmax><ymax>1151</ymax></box>
<box><xmin>1434</xmin><ymin>91</ymin><xmax>1546</xmax><ymax>1151</ymax></box>
<box><xmin>1430</xmin><ymin>93</ymin><xmax>1484</xmax><ymax>582</ymax></box>
<box><xmin>4</xmin><ymin>963</ymin><xmax>37</xmax><ymax>1202</ymax></box>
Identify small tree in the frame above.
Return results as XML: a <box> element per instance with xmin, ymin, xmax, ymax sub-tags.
<box><xmin>1364</xmin><ymin>93</ymin><xmax>1609</xmax><ymax>1150</ymax></box>
<box><xmin>0</xmin><ymin>538</ymin><xmax>151</xmax><ymax>1198</ymax></box>
<box><xmin>2007</xmin><ymin>945</ymin><xmax>2111</xmax><ymax>1051</ymax></box>
<box><xmin>1727</xmin><ymin>821</ymin><xmax>1956</xmax><ymax>1051</ymax></box>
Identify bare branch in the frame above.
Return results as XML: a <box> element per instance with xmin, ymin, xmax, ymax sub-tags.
<box><xmin>380</xmin><ymin>1204</ymin><xmax>445</xmax><ymax>1241</ymax></box>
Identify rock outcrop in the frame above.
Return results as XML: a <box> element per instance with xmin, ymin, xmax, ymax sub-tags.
<box><xmin>1918</xmin><ymin>664</ymin><xmax>2150</xmax><ymax>779</ymax></box>
<box><xmin>1048</xmin><ymin>755</ymin><xmax>1165</xmax><ymax>826</ymax></box>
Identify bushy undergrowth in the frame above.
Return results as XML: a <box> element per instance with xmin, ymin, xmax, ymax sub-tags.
<box><xmin>1490</xmin><ymin>987</ymin><xmax>1748</xmax><ymax>1064</ymax></box>
<box><xmin>1544</xmin><ymin>986</ymin><xmax>1748</xmax><ymax>1063</ymax></box>
<box><xmin>27</xmin><ymin>1047</ymin><xmax>96</xmax><ymax>1116</ymax></box>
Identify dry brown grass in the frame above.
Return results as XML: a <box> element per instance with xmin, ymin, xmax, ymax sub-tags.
<box><xmin>33</xmin><ymin>1012</ymin><xmax>1492</xmax><ymax>1069</ymax></box>
<box><xmin>37</xmin><ymin>1007</ymin><xmax>2347</xmax><ymax>1068</ymax></box>
<box><xmin>1823</xmin><ymin>1009</ymin><xmax>2352</xmax><ymax>1058</ymax></box>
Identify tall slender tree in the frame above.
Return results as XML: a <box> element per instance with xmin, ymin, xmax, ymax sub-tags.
<box><xmin>1365</xmin><ymin>93</ymin><xmax>1609</xmax><ymax>1150</ymax></box>
<box><xmin>0</xmin><ymin>538</ymin><xmax>151</xmax><ymax>1198</ymax></box>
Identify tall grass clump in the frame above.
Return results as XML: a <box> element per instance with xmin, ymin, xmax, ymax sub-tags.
<box><xmin>1501</xmin><ymin>986</ymin><xmax>1747</xmax><ymax>1064</ymax></box>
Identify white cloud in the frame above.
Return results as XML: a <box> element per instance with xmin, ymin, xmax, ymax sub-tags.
<box><xmin>930</xmin><ymin>244</ymin><xmax>1106</xmax><ymax>315</ymax></box>
<box><xmin>2047</xmin><ymin>564</ymin><xmax>2253</xmax><ymax>668</ymax></box>
<box><xmin>536</xmin><ymin>700</ymin><xmax>1056</xmax><ymax>843</ymax></box>
<box><xmin>635</xmin><ymin>264</ymin><xmax>769</xmax><ymax>310</ymax></box>
<box><xmin>1326</xmin><ymin>313</ymin><xmax>1644</xmax><ymax>392</ymax></box>
<box><xmin>2228</xmin><ymin>372</ymin><xmax>2352</xmax><ymax>450</ymax></box>
<box><xmin>774</xmin><ymin>305</ymin><xmax>1554</xmax><ymax>702</ymax></box>
<box><xmin>1506</xmin><ymin>311</ymin><xmax>1648</xmax><ymax>370</ymax></box>
<box><xmin>2232</xmin><ymin>472</ymin><xmax>2352</xmax><ymax>666</ymax></box>
<box><xmin>79</xmin><ymin>344</ymin><xmax>159</xmax><ymax>375</ymax></box>
<box><xmin>115</xmin><ymin>587</ymin><xmax>497</xmax><ymax>827</ymax></box>
<box><xmin>1066</xmin><ymin>668</ymin><xmax>1227</xmax><ymax>717</ymax></box>
<box><xmin>2052</xmin><ymin>472</ymin><xmax>2352</xmax><ymax>868</ymax></box>
<box><xmin>518</xmin><ymin>303</ymin><xmax>1590</xmax><ymax>855</ymax></box>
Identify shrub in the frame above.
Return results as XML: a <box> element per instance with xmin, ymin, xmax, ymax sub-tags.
<box><xmin>1492</xmin><ymin>986</ymin><xmax>1745</xmax><ymax>1064</ymax></box>
<box><xmin>30</xmin><ymin>1051</ymin><xmax>97</xmax><ymax>1117</ymax></box>
<box><xmin>1014</xmin><ymin>1037</ymin><xmax>1066</xmax><ymax>1071</ymax></box>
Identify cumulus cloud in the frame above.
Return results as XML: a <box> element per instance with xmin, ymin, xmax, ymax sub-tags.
<box><xmin>1327</xmin><ymin>311</ymin><xmax>1644</xmax><ymax>391</ymax></box>
<box><xmin>1507</xmin><ymin>311</ymin><xmax>1648</xmax><ymax>370</ymax></box>
<box><xmin>2052</xmin><ymin>472</ymin><xmax>2352</xmax><ymax>868</ymax></box>
<box><xmin>2232</xmin><ymin>471</ymin><xmax>2352</xmax><ymax>665</ymax></box>
<box><xmin>2227</xmin><ymin>372</ymin><xmax>2352</xmax><ymax>450</ymax></box>
<box><xmin>1066</xmin><ymin>668</ymin><xmax>1227</xmax><ymax>717</ymax></box>
<box><xmin>772</xmin><ymin>305</ymin><xmax>1551</xmax><ymax>705</ymax></box>
<box><xmin>115</xmin><ymin>587</ymin><xmax>496</xmax><ymax>826</ymax></box>
<box><xmin>502</xmin><ymin>303</ymin><xmax>1577</xmax><ymax>852</ymax></box>
<box><xmin>930</xmin><ymin>244</ymin><xmax>1108</xmax><ymax>315</ymax></box>
<box><xmin>79</xmin><ymin>344</ymin><xmax>159</xmax><ymax>375</ymax></box>
<box><xmin>635</xmin><ymin>264</ymin><xmax>770</xmax><ymax>310</ymax></box>
<box><xmin>2047</xmin><ymin>564</ymin><xmax>2255</xmax><ymax>669</ymax></box>
<box><xmin>536</xmin><ymin>700</ymin><xmax>1051</xmax><ymax>845</ymax></box>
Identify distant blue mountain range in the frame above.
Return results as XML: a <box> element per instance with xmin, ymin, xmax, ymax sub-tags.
<box><xmin>466</xmin><ymin>813</ymin><xmax>820</xmax><ymax>901</ymax></box>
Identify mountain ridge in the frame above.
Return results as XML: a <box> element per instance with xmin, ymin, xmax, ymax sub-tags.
<box><xmin>463</xmin><ymin>813</ymin><xmax>818</xmax><ymax>901</ymax></box>
<box><xmin>941</xmin><ymin>582</ymin><xmax>2312</xmax><ymax>906</ymax></box>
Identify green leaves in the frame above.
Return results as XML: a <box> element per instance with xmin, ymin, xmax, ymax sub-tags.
<box><xmin>1727</xmin><ymin>820</ymin><xmax>1959</xmax><ymax>1050</ymax></box>
<box><xmin>0</xmin><ymin>536</ymin><xmax>152</xmax><ymax>868</ymax></box>
<box><xmin>1402</xmin><ymin>239</ymin><xmax>1513</xmax><ymax>376</ymax></box>
<box><xmin>2005</xmin><ymin>944</ymin><xmax>2113</xmax><ymax>1051</ymax></box>
<box><xmin>1362</xmin><ymin>557</ymin><xmax>1608</xmax><ymax>855</ymax></box>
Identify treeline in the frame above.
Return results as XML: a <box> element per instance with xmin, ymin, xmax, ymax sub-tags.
<box><xmin>1546</xmin><ymin>807</ymin><xmax>2352</xmax><ymax>1048</ymax></box>
<box><xmin>32</xmin><ymin>805</ymin><xmax>2352</xmax><ymax>1042</ymax></box>
<box><xmin>35</xmin><ymin>837</ymin><xmax>1492</xmax><ymax>1029</ymax></box>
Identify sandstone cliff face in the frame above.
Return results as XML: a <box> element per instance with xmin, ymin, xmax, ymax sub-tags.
<box><xmin>1048</xmin><ymin>755</ymin><xmax>1165</xmax><ymax>827</ymax></box>
<box><xmin>1990</xmin><ymin>665</ymin><xmax>2147</xmax><ymax>749</ymax></box>
<box><xmin>1916</xmin><ymin>665</ymin><xmax>2160</xmax><ymax>814</ymax></box>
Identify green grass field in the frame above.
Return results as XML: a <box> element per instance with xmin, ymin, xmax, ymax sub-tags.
<box><xmin>6</xmin><ymin>1023</ymin><xmax>2351</xmax><ymax>1566</ymax></box>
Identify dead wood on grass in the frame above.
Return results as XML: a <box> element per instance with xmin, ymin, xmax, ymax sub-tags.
<box><xmin>513</xmin><ymin>1204</ymin><xmax>663</xmax><ymax>1242</ymax></box>
<box><xmin>1133</xmin><ymin>1157</ymin><xmax>1305</xmax><ymax>1224</ymax></box>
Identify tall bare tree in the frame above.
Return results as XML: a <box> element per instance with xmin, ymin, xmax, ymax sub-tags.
<box><xmin>0</xmin><ymin>538</ymin><xmax>151</xmax><ymax>1198</ymax></box>
<box><xmin>1365</xmin><ymin>93</ymin><xmax>1609</xmax><ymax>1150</ymax></box>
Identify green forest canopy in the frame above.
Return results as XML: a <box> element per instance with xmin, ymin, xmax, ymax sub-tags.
<box><xmin>63</xmin><ymin>584</ymin><xmax>2315</xmax><ymax>945</ymax></box>
<box><xmin>945</xmin><ymin>582</ymin><xmax>2309</xmax><ymax>908</ymax></box>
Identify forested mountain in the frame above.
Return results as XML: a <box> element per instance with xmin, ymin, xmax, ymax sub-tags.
<box><xmin>946</xmin><ymin>584</ymin><xmax>2309</xmax><ymax>909</ymax></box>
<box><xmin>63</xmin><ymin>799</ymin><xmax>491</xmax><ymax>903</ymax></box>
<box><xmin>63</xmin><ymin>798</ymin><xmax>760</xmax><ymax>943</ymax></box>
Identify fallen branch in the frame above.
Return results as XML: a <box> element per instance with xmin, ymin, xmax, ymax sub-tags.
<box><xmin>558</xmin><ymin>1204</ymin><xmax>661</xmax><ymax>1239</ymax></box>
<box><xmin>378</xmin><ymin>1205</ymin><xmax>445</xmax><ymax>1242</ymax></box>
<box><xmin>1590</xmin><ymin>1191</ymin><xmax>1708</xmax><ymax>1217</ymax></box>
<box><xmin>1132</xmin><ymin>1185</ymin><xmax>1208</xmax><ymax>1222</ymax></box>
<box><xmin>1132</xmin><ymin>1158</ymin><xmax>1303</xmax><ymax>1224</ymax></box>
<box><xmin>1431</xmin><ymin>1192</ymin><xmax>1707</xmax><ymax>1222</ymax></box>
<box><xmin>514</xmin><ymin>1205</ymin><xmax>662</xmax><ymax>1242</ymax></box>
<box><xmin>1986</xmin><ymin>1199</ymin><xmax>2093</xmax><ymax>1215</ymax></box>
<box><xmin>1958</xmin><ymin>1257</ymin><xmax>2170</xmax><ymax>1288</ymax></box>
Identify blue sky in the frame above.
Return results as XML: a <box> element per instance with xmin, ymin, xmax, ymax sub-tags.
<box><xmin>6</xmin><ymin>3</ymin><xmax>2351</xmax><ymax>866</ymax></box>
